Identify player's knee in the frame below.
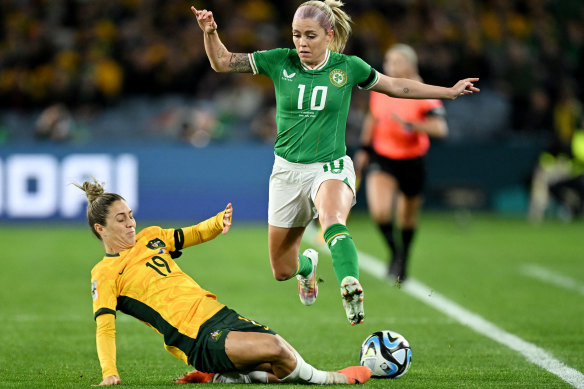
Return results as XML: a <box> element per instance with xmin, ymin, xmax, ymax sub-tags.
<box><xmin>272</xmin><ymin>268</ymin><xmax>294</xmax><ymax>281</ymax></box>
<box><xmin>266</xmin><ymin>337</ymin><xmax>294</xmax><ymax>363</ymax></box>
<box><xmin>370</xmin><ymin>211</ymin><xmax>389</xmax><ymax>224</ymax></box>
<box><xmin>402</xmin><ymin>221</ymin><xmax>417</xmax><ymax>229</ymax></box>
<box><xmin>401</xmin><ymin>215</ymin><xmax>418</xmax><ymax>228</ymax></box>
<box><xmin>318</xmin><ymin>213</ymin><xmax>345</xmax><ymax>229</ymax></box>
<box><xmin>269</xmin><ymin>255</ymin><xmax>297</xmax><ymax>280</ymax></box>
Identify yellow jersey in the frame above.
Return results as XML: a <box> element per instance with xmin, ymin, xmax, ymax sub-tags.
<box><xmin>91</xmin><ymin>211</ymin><xmax>226</xmax><ymax>365</ymax></box>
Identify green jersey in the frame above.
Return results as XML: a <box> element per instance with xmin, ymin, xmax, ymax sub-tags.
<box><xmin>249</xmin><ymin>48</ymin><xmax>379</xmax><ymax>163</ymax></box>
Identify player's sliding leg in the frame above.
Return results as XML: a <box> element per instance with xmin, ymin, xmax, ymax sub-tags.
<box><xmin>278</xmin><ymin>339</ymin><xmax>371</xmax><ymax>384</ymax></box>
<box><xmin>323</xmin><ymin>223</ymin><xmax>364</xmax><ymax>325</ymax></box>
<box><xmin>225</xmin><ymin>332</ymin><xmax>371</xmax><ymax>385</ymax></box>
<box><xmin>297</xmin><ymin>248</ymin><xmax>318</xmax><ymax>305</ymax></box>
<box><xmin>283</xmin><ymin>351</ymin><xmax>371</xmax><ymax>384</ymax></box>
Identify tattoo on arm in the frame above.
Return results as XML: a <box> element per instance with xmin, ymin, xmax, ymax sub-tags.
<box><xmin>403</xmin><ymin>87</ymin><xmax>409</xmax><ymax>94</ymax></box>
<box><xmin>228</xmin><ymin>53</ymin><xmax>252</xmax><ymax>73</ymax></box>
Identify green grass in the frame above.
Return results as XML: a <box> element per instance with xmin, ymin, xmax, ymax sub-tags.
<box><xmin>0</xmin><ymin>212</ymin><xmax>582</xmax><ymax>388</ymax></box>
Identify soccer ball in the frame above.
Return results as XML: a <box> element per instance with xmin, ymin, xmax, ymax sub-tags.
<box><xmin>359</xmin><ymin>330</ymin><xmax>412</xmax><ymax>379</ymax></box>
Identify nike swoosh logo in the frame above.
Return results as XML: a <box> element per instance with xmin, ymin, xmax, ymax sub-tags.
<box><xmin>119</xmin><ymin>267</ymin><xmax>126</xmax><ymax>275</ymax></box>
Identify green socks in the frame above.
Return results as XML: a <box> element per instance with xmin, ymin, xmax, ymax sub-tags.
<box><xmin>295</xmin><ymin>253</ymin><xmax>314</xmax><ymax>278</ymax></box>
<box><xmin>323</xmin><ymin>223</ymin><xmax>359</xmax><ymax>284</ymax></box>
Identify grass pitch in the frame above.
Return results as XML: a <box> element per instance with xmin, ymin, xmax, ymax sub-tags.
<box><xmin>0</xmin><ymin>212</ymin><xmax>582</xmax><ymax>388</ymax></box>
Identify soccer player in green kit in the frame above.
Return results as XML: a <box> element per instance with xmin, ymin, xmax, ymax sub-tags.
<box><xmin>191</xmin><ymin>0</ymin><xmax>479</xmax><ymax>325</ymax></box>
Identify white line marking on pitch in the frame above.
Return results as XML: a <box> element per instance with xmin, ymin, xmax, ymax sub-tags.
<box><xmin>521</xmin><ymin>263</ymin><xmax>584</xmax><ymax>296</ymax></box>
<box><xmin>354</xmin><ymin>250</ymin><xmax>584</xmax><ymax>389</ymax></box>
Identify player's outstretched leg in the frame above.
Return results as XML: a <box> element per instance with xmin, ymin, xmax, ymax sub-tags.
<box><xmin>297</xmin><ymin>249</ymin><xmax>319</xmax><ymax>305</ymax></box>
<box><xmin>340</xmin><ymin>276</ymin><xmax>364</xmax><ymax>325</ymax></box>
<box><xmin>282</xmin><ymin>349</ymin><xmax>371</xmax><ymax>385</ymax></box>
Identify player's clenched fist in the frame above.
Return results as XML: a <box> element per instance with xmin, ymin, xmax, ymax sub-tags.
<box><xmin>191</xmin><ymin>6</ymin><xmax>217</xmax><ymax>33</ymax></box>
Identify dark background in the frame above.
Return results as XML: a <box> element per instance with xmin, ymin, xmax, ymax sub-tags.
<box><xmin>1</xmin><ymin>0</ymin><xmax>583</xmax><ymax>218</ymax></box>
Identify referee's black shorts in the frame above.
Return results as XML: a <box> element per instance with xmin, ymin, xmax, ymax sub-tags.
<box><xmin>368</xmin><ymin>152</ymin><xmax>426</xmax><ymax>197</ymax></box>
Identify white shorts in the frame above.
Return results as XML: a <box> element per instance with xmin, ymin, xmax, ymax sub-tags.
<box><xmin>268</xmin><ymin>154</ymin><xmax>357</xmax><ymax>228</ymax></box>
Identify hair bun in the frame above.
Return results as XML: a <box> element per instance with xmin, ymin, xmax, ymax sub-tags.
<box><xmin>75</xmin><ymin>177</ymin><xmax>105</xmax><ymax>203</ymax></box>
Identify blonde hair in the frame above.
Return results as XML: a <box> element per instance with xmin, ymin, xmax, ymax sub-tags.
<box><xmin>388</xmin><ymin>43</ymin><xmax>419</xmax><ymax>72</ymax></box>
<box><xmin>296</xmin><ymin>0</ymin><xmax>352</xmax><ymax>53</ymax></box>
<box><xmin>74</xmin><ymin>177</ymin><xmax>125</xmax><ymax>240</ymax></box>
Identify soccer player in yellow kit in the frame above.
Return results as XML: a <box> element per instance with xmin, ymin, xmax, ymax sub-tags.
<box><xmin>77</xmin><ymin>178</ymin><xmax>371</xmax><ymax>386</ymax></box>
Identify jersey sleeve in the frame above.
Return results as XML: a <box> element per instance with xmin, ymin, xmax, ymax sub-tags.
<box><xmin>173</xmin><ymin>210</ymin><xmax>226</xmax><ymax>250</ymax></box>
<box><xmin>348</xmin><ymin>55</ymin><xmax>379</xmax><ymax>90</ymax></box>
<box><xmin>96</xmin><ymin>313</ymin><xmax>119</xmax><ymax>379</ymax></box>
<box><xmin>249</xmin><ymin>48</ymin><xmax>290</xmax><ymax>78</ymax></box>
<box><xmin>91</xmin><ymin>265</ymin><xmax>118</xmax><ymax>320</ymax></box>
<box><xmin>154</xmin><ymin>210</ymin><xmax>226</xmax><ymax>257</ymax></box>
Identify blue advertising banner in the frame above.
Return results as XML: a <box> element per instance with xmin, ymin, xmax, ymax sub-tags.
<box><xmin>0</xmin><ymin>141</ymin><xmax>542</xmax><ymax>222</ymax></box>
<box><xmin>0</xmin><ymin>144</ymin><xmax>275</xmax><ymax>222</ymax></box>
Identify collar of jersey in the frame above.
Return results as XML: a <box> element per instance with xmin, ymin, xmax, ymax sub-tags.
<box><xmin>301</xmin><ymin>49</ymin><xmax>330</xmax><ymax>71</ymax></box>
<box><xmin>105</xmin><ymin>253</ymin><xmax>120</xmax><ymax>257</ymax></box>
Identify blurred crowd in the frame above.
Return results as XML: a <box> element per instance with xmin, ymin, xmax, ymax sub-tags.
<box><xmin>0</xmin><ymin>0</ymin><xmax>583</xmax><ymax>147</ymax></box>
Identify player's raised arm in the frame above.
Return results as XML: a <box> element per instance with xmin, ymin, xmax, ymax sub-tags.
<box><xmin>372</xmin><ymin>74</ymin><xmax>480</xmax><ymax>100</ymax></box>
<box><xmin>190</xmin><ymin>6</ymin><xmax>252</xmax><ymax>73</ymax></box>
<box><xmin>175</xmin><ymin>203</ymin><xmax>234</xmax><ymax>250</ymax></box>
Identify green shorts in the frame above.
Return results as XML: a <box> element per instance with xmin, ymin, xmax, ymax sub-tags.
<box><xmin>190</xmin><ymin>306</ymin><xmax>277</xmax><ymax>373</ymax></box>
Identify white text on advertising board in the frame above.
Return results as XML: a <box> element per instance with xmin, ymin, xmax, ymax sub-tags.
<box><xmin>0</xmin><ymin>154</ymin><xmax>138</xmax><ymax>218</ymax></box>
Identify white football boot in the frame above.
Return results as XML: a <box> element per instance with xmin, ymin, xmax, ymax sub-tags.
<box><xmin>340</xmin><ymin>276</ymin><xmax>364</xmax><ymax>325</ymax></box>
<box><xmin>297</xmin><ymin>249</ymin><xmax>319</xmax><ymax>305</ymax></box>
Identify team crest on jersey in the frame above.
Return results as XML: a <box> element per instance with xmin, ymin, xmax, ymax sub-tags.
<box><xmin>329</xmin><ymin>69</ymin><xmax>347</xmax><ymax>87</ymax></box>
<box><xmin>210</xmin><ymin>330</ymin><xmax>224</xmax><ymax>341</ymax></box>
<box><xmin>282</xmin><ymin>69</ymin><xmax>296</xmax><ymax>81</ymax></box>
<box><xmin>91</xmin><ymin>280</ymin><xmax>98</xmax><ymax>300</ymax></box>
<box><xmin>146</xmin><ymin>238</ymin><xmax>166</xmax><ymax>250</ymax></box>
